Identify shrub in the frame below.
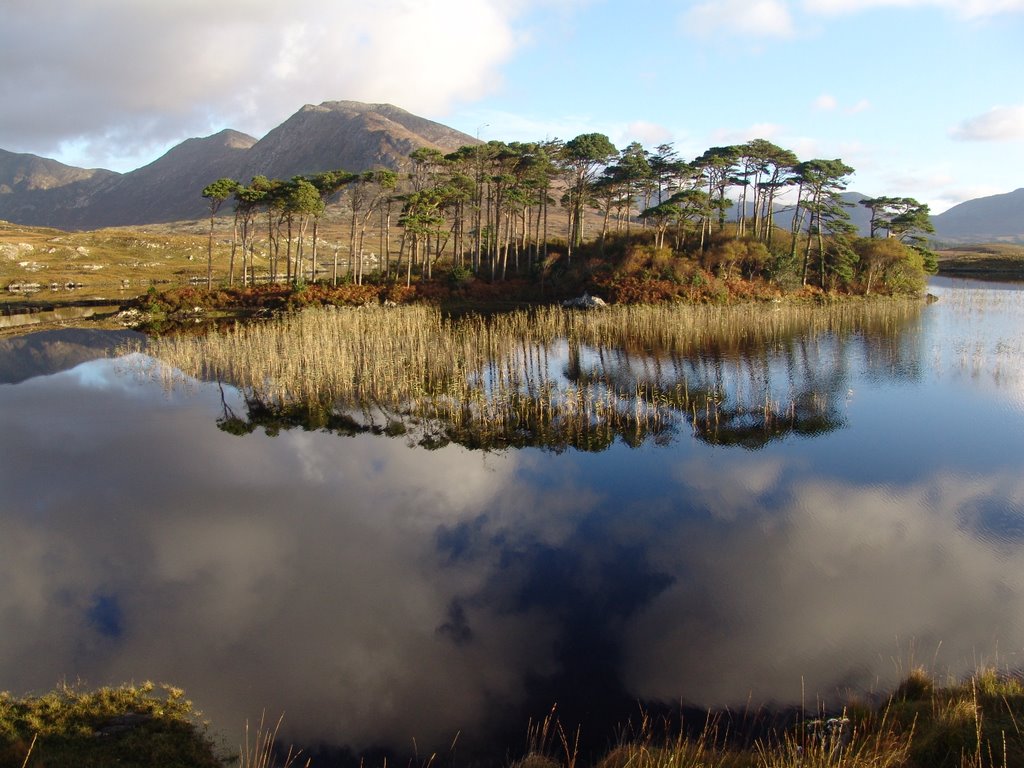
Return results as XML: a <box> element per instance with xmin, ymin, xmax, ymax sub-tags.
<box><xmin>0</xmin><ymin>682</ymin><xmax>223</xmax><ymax>768</ymax></box>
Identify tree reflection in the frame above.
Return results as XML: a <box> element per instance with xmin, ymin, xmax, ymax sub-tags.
<box><xmin>199</xmin><ymin>302</ymin><xmax>922</xmax><ymax>452</ymax></box>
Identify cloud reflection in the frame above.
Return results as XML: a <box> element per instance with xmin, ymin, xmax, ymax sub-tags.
<box><xmin>623</xmin><ymin>456</ymin><xmax>1024</xmax><ymax>707</ymax></box>
<box><xmin>2</xmin><ymin>354</ymin><xmax>1024</xmax><ymax>760</ymax></box>
<box><xmin>0</xmin><ymin>360</ymin><xmax>578</xmax><ymax>752</ymax></box>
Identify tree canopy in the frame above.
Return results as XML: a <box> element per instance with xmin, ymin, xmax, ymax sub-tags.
<box><xmin>194</xmin><ymin>128</ymin><xmax>935</xmax><ymax>298</ymax></box>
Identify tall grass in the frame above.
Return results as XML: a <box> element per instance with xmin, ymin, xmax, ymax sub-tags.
<box><xmin>508</xmin><ymin>668</ymin><xmax>1023</xmax><ymax>768</ymax></box>
<box><xmin>127</xmin><ymin>300</ymin><xmax>922</xmax><ymax>449</ymax></box>
<box><xmin>239</xmin><ymin>713</ymin><xmax>309</xmax><ymax>768</ymax></box>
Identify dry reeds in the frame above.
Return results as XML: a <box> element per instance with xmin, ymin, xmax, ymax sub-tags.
<box><xmin>239</xmin><ymin>713</ymin><xmax>309</xmax><ymax>768</ymax></box>
<box><xmin>125</xmin><ymin>300</ymin><xmax>922</xmax><ymax>449</ymax></box>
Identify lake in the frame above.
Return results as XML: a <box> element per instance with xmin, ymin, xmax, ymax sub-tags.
<box><xmin>1</xmin><ymin>277</ymin><xmax>1023</xmax><ymax>763</ymax></box>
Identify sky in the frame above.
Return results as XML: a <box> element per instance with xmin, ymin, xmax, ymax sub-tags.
<box><xmin>2</xmin><ymin>0</ymin><xmax>1022</xmax><ymax>214</ymax></box>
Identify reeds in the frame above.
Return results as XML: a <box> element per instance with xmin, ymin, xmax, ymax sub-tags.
<box><xmin>126</xmin><ymin>300</ymin><xmax>922</xmax><ymax>450</ymax></box>
<box><xmin>238</xmin><ymin>713</ymin><xmax>309</xmax><ymax>768</ymax></box>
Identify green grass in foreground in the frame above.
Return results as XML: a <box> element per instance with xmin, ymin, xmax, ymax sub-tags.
<box><xmin>3</xmin><ymin>668</ymin><xmax>1024</xmax><ymax>768</ymax></box>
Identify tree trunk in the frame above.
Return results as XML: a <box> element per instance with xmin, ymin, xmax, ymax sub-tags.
<box><xmin>206</xmin><ymin>209</ymin><xmax>216</xmax><ymax>290</ymax></box>
<box><xmin>228</xmin><ymin>213</ymin><xmax>238</xmax><ymax>287</ymax></box>
<box><xmin>311</xmin><ymin>218</ymin><xmax>319</xmax><ymax>284</ymax></box>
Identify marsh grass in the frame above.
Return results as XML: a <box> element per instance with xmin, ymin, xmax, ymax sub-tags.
<box><xmin>239</xmin><ymin>713</ymin><xmax>310</xmax><ymax>768</ymax></box>
<box><xmin>888</xmin><ymin>667</ymin><xmax>1024</xmax><ymax>768</ymax></box>
<box><xmin>512</xmin><ymin>670</ymin><xmax>1023</xmax><ymax>768</ymax></box>
<box><xmin>129</xmin><ymin>299</ymin><xmax>921</xmax><ymax>450</ymax></box>
<box><xmin>4</xmin><ymin>671</ymin><xmax>1022</xmax><ymax>768</ymax></box>
<box><xmin>504</xmin><ymin>668</ymin><xmax>1024</xmax><ymax>768</ymax></box>
<box><xmin>937</xmin><ymin>245</ymin><xmax>1024</xmax><ymax>279</ymax></box>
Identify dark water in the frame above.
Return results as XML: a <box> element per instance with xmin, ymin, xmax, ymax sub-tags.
<box><xmin>2</xmin><ymin>278</ymin><xmax>1023</xmax><ymax>761</ymax></box>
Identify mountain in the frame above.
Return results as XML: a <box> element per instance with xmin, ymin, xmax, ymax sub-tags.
<box><xmin>0</xmin><ymin>101</ymin><xmax>477</xmax><ymax>230</ymax></box>
<box><xmin>0</xmin><ymin>149</ymin><xmax>116</xmax><ymax>193</ymax></box>
<box><xmin>239</xmin><ymin>101</ymin><xmax>475</xmax><ymax>181</ymax></box>
<box><xmin>932</xmin><ymin>188</ymin><xmax>1024</xmax><ymax>244</ymax></box>
<box><xmin>732</xmin><ymin>191</ymin><xmax>873</xmax><ymax>237</ymax></box>
<box><xmin>0</xmin><ymin>149</ymin><xmax>119</xmax><ymax>226</ymax></box>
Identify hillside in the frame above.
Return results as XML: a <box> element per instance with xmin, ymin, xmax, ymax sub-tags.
<box><xmin>2</xmin><ymin>102</ymin><xmax>1020</xmax><ymax>244</ymax></box>
<box><xmin>733</xmin><ymin>191</ymin><xmax>873</xmax><ymax>237</ymax></box>
<box><xmin>0</xmin><ymin>101</ymin><xmax>477</xmax><ymax>230</ymax></box>
<box><xmin>932</xmin><ymin>187</ymin><xmax>1024</xmax><ymax>244</ymax></box>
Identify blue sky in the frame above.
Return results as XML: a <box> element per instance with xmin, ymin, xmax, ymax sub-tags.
<box><xmin>2</xmin><ymin>0</ymin><xmax>1021</xmax><ymax>213</ymax></box>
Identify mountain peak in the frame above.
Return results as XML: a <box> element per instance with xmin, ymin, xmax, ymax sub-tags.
<box><xmin>0</xmin><ymin>100</ymin><xmax>477</xmax><ymax>229</ymax></box>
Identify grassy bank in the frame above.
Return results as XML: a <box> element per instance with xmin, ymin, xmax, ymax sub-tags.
<box><xmin>936</xmin><ymin>243</ymin><xmax>1024</xmax><ymax>279</ymax></box>
<box><xmin>4</xmin><ymin>668</ymin><xmax>1022</xmax><ymax>768</ymax></box>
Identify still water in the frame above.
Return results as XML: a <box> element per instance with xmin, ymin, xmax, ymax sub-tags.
<box><xmin>1</xmin><ymin>277</ymin><xmax>1023</xmax><ymax>760</ymax></box>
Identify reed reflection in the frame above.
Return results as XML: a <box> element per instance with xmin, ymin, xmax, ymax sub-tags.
<box><xmin>136</xmin><ymin>301</ymin><xmax>925</xmax><ymax>451</ymax></box>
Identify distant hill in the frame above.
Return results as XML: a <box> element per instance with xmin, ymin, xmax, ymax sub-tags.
<box><xmin>732</xmin><ymin>191</ymin><xmax>873</xmax><ymax>237</ymax></box>
<box><xmin>2</xmin><ymin>106</ymin><xmax>1020</xmax><ymax>244</ymax></box>
<box><xmin>0</xmin><ymin>149</ymin><xmax>116</xmax><ymax>193</ymax></box>
<box><xmin>0</xmin><ymin>101</ymin><xmax>477</xmax><ymax>230</ymax></box>
<box><xmin>932</xmin><ymin>188</ymin><xmax>1024</xmax><ymax>244</ymax></box>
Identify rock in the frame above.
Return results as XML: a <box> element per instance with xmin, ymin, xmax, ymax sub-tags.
<box><xmin>561</xmin><ymin>292</ymin><xmax>607</xmax><ymax>309</ymax></box>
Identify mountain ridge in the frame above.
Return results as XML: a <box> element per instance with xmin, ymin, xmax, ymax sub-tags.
<box><xmin>0</xmin><ymin>101</ymin><xmax>476</xmax><ymax>230</ymax></box>
<box><xmin>931</xmin><ymin>188</ymin><xmax>1024</xmax><ymax>244</ymax></box>
<box><xmin>0</xmin><ymin>102</ymin><xmax>1020</xmax><ymax>243</ymax></box>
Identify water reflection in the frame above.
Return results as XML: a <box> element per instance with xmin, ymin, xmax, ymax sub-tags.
<box><xmin>175</xmin><ymin>302</ymin><xmax>927</xmax><ymax>453</ymax></box>
<box><xmin>1</xmin><ymin>283</ymin><xmax>1023</xmax><ymax>764</ymax></box>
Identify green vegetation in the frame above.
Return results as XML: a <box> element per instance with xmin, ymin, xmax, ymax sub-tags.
<box><xmin>0</xmin><ymin>682</ymin><xmax>222</xmax><ymax>768</ymax></box>
<box><xmin>193</xmin><ymin>135</ymin><xmax>933</xmax><ymax>299</ymax></box>
<box><xmin>936</xmin><ymin>243</ymin><xmax>1024</xmax><ymax>279</ymax></box>
<box><xmin>512</xmin><ymin>668</ymin><xmax>1023</xmax><ymax>768</ymax></box>
<box><xmin>3</xmin><ymin>132</ymin><xmax>943</xmax><ymax>316</ymax></box>
<box><xmin>5</xmin><ymin>669</ymin><xmax>1021</xmax><ymax>767</ymax></box>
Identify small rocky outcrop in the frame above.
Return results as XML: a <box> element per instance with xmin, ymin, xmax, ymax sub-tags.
<box><xmin>561</xmin><ymin>292</ymin><xmax>607</xmax><ymax>309</ymax></box>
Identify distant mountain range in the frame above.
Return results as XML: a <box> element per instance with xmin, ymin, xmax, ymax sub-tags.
<box><xmin>736</xmin><ymin>190</ymin><xmax>1024</xmax><ymax>245</ymax></box>
<box><xmin>0</xmin><ymin>101</ymin><xmax>477</xmax><ymax>230</ymax></box>
<box><xmin>0</xmin><ymin>100</ymin><xmax>1020</xmax><ymax>243</ymax></box>
<box><xmin>931</xmin><ymin>188</ymin><xmax>1024</xmax><ymax>244</ymax></box>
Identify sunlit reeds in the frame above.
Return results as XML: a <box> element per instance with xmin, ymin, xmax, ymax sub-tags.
<box><xmin>125</xmin><ymin>300</ymin><xmax>923</xmax><ymax>450</ymax></box>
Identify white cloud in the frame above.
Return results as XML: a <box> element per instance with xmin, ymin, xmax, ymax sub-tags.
<box><xmin>711</xmin><ymin>122</ymin><xmax>785</xmax><ymax>144</ymax></box>
<box><xmin>814</xmin><ymin>93</ymin><xmax>838</xmax><ymax>110</ymax></box>
<box><xmin>620</xmin><ymin>120</ymin><xmax>674</xmax><ymax>148</ymax></box>
<box><xmin>814</xmin><ymin>94</ymin><xmax>871</xmax><ymax>114</ymax></box>
<box><xmin>803</xmin><ymin>0</ymin><xmax>1024</xmax><ymax>17</ymax></box>
<box><xmin>681</xmin><ymin>0</ymin><xmax>796</xmax><ymax>38</ymax></box>
<box><xmin>0</xmin><ymin>0</ymin><xmax>528</xmax><ymax>170</ymax></box>
<box><xmin>951</xmin><ymin>105</ymin><xmax>1024</xmax><ymax>141</ymax></box>
<box><xmin>930</xmin><ymin>184</ymin><xmax>1007</xmax><ymax>212</ymax></box>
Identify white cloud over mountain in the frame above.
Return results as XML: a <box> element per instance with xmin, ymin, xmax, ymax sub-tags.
<box><xmin>951</xmin><ymin>104</ymin><xmax>1024</xmax><ymax>141</ymax></box>
<box><xmin>0</xmin><ymin>0</ymin><xmax>527</xmax><ymax>169</ymax></box>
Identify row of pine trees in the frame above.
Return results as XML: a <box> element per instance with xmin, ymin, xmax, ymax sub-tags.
<box><xmin>202</xmin><ymin>134</ymin><xmax>936</xmax><ymax>294</ymax></box>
